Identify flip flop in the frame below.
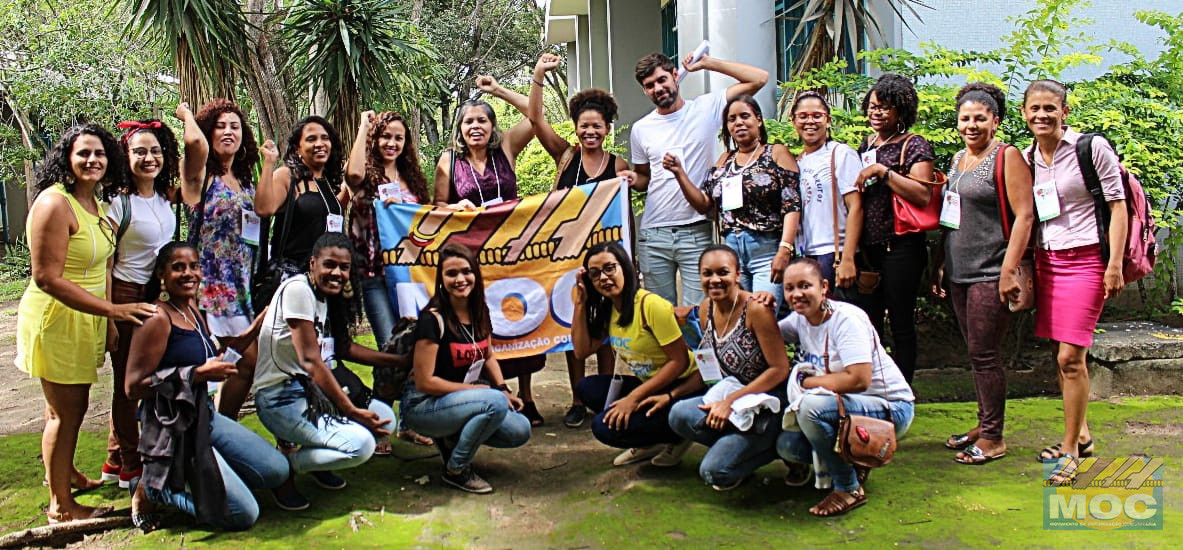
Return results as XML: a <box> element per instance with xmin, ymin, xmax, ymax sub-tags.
<box><xmin>954</xmin><ymin>444</ymin><xmax>1007</xmax><ymax>465</ymax></box>
<box><xmin>1047</xmin><ymin>455</ymin><xmax>1080</xmax><ymax>486</ymax></box>
<box><xmin>1037</xmin><ymin>439</ymin><xmax>1094</xmax><ymax>462</ymax></box>
<box><xmin>809</xmin><ymin>488</ymin><xmax>867</xmax><ymax>517</ymax></box>
<box><xmin>374</xmin><ymin>438</ymin><xmax>394</xmax><ymax>456</ymax></box>
<box><xmin>945</xmin><ymin>432</ymin><xmax>978</xmax><ymax>450</ymax></box>
<box><xmin>397</xmin><ymin>429</ymin><xmax>435</xmax><ymax>446</ymax></box>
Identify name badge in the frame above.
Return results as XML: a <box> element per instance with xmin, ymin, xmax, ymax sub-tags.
<box><xmin>463</xmin><ymin>358</ymin><xmax>485</xmax><ymax>384</ymax></box>
<box><xmin>719</xmin><ymin>174</ymin><xmax>744</xmax><ymax>211</ymax></box>
<box><xmin>319</xmin><ymin>336</ymin><xmax>335</xmax><ymax>364</ymax></box>
<box><xmin>325</xmin><ymin>213</ymin><xmax>344</xmax><ymax>233</ymax></box>
<box><xmin>604</xmin><ymin>376</ymin><xmax>624</xmax><ymax>406</ymax></box>
<box><xmin>377</xmin><ymin>182</ymin><xmax>401</xmax><ymax>203</ymax></box>
<box><xmin>939</xmin><ymin>190</ymin><xmax>961</xmax><ymax>229</ymax></box>
<box><xmin>860</xmin><ymin>149</ymin><xmax>879</xmax><ymax>186</ymax></box>
<box><xmin>1033</xmin><ymin>180</ymin><xmax>1061</xmax><ymax>222</ymax></box>
<box><xmin>695</xmin><ymin>348</ymin><xmax>723</xmax><ymax>384</ymax></box>
<box><xmin>482</xmin><ymin>197</ymin><xmax>505</xmax><ymax>207</ymax></box>
<box><xmin>241</xmin><ymin>210</ymin><xmax>261</xmax><ymax>246</ymax></box>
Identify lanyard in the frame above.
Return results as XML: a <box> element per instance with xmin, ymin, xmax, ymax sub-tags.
<box><xmin>464</xmin><ymin>154</ymin><xmax>503</xmax><ymax>205</ymax></box>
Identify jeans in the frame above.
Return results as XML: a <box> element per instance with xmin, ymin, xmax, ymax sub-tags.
<box><xmin>638</xmin><ymin>222</ymin><xmax>713</xmax><ymax>306</ymax></box>
<box><xmin>949</xmin><ymin>280</ymin><xmax>1010</xmax><ymax>441</ymax></box>
<box><xmin>847</xmin><ymin>232</ymin><xmax>928</xmax><ymax>382</ymax></box>
<box><xmin>145</xmin><ymin>408</ymin><xmax>290</xmax><ymax>530</ymax></box>
<box><xmin>255</xmin><ymin>379</ymin><xmax>395</xmax><ymax>474</ymax></box>
<box><xmin>776</xmin><ymin>393</ymin><xmax>915</xmax><ymax>493</ymax></box>
<box><xmin>725</xmin><ymin>228</ymin><xmax>783</xmax><ymax>312</ymax></box>
<box><xmin>668</xmin><ymin>396</ymin><xmax>783</xmax><ymax>487</ymax></box>
<box><xmin>362</xmin><ymin>275</ymin><xmax>398</xmax><ymax>349</ymax></box>
<box><xmin>575</xmin><ymin>374</ymin><xmax>703</xmax><ymax>449</ymax></box>
<box><xmin>402</xmin><ymin>386</ymin><xmax>531</xmax><ymax>471</ymax></box>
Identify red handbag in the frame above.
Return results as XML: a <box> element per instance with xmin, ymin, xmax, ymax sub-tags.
<box><xmin>891</xmin><ymin>134</ymin><xmax>947</xmax><ymax>235</ymax></box>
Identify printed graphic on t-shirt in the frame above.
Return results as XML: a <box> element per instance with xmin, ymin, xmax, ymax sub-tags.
<box><xmin>449</xmin><ymin>341</ymin><xmax>487</xmax><ymax>372</ymax></box>
<box><xmin>610</xmin><ymin>335</ymin><xmax>654</xmax><ymax>377</ymax></box>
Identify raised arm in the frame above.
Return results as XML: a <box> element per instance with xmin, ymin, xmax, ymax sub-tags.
<box><xmin>175</xmin><ymin>102</ymin><xmax>208</xmax><ymax>206</ymax></box>
<box><xmin>345</xmin><ymin>110</ymin><xmax>375</xmax><ymax>191</ymax></box>
<box><xmin>255</xmin><ymin>162</ymin><xmax>291</xmax><ymax>217</ymax></box>
<box><xmin>528</xmin><ymin>54</ymin><xmax>570</xmax><ymax>160</ymax></box>
<box><xmin>475</xmin><ymin>75</ymin><xmax>536</xmax><ymax>162</ymax></box>
<box><xmin>681</xmin><ymin>54</ymin><xmax>769</xmax><ymax>100</ymax></box>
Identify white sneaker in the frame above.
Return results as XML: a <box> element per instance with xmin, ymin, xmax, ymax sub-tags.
<box><xmin>650</xmin><ymin>439</ymin><xmax>693</xmax><ymax>467</ymax></box>
<box><xmin>612</xmin><ymin>446</ymin><xmax>662</xmax><ymax>466</ymax></box>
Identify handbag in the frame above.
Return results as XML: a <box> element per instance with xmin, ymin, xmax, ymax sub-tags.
<box><xmin>375</xmin><ymin>312</ymin><xmax>444</xmax><ymax>403</ymax></box>
<box><xmin>332</xmin><ymin>362</ymin><xmax>372</xmax><ymax>410</ymax></box>
<box><xmin>251</xmin><ymin>177</ymin><xmax>300</xmax><ymax>313</ymax></box>
<box><xmin>993</xmin><ymin>143</ymin><xmax>1036</xmax><ymax>311</ymax></box>
<box><xmin>822</xmin><ymin>330</ymin><xmax>898</xmax><ymax>468</ymax></box>
<box><xmin>890</xmin><ymin>134</ymin><xmax>948</xmax><ymax>235</ymax></box>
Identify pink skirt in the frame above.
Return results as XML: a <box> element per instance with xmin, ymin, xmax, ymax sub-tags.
<box><xmin>1034</xmin><ymin>244</ymin><xmax>1105</xmax><ymax>347</ymax></box>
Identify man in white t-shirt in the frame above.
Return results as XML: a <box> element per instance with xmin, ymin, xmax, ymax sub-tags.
<box><xmin>628</xmin><ymin>52</ymin><xmax>768</xmax><ymax>306</ymax></box>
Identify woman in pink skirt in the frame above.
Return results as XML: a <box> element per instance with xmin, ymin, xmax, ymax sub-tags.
<box><xmin>1022</xmin><ymin>79</ymin><xmax>1127</xmax><ymax>484</ymax></box>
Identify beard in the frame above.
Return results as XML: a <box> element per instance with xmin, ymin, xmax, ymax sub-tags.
<box><xmin>651</xmin><ymin>88</ymin><xmax>679</xmax><ymax>109</ymax></box>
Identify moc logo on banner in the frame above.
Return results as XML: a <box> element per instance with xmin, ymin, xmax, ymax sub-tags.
<box><xmin>1043</xmin><ymin>457</ymin><xmax>1163</xmax><ymax>530</ymax></box>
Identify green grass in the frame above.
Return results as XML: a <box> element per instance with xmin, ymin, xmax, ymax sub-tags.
<box><xmin>2</xmin><ymin>390</ymin><xmax>1178</xmax><ymax>547</ymax></box>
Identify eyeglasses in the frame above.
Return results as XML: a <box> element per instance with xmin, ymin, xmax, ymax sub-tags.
<box><xmin>866</xmin><ymin>103</ymin><xmax>894</xmax><ymax>113</ymax></box>
<box><xmin>793</xmin><ymin>112</ymin><xmax>827</xmax><ymax>122</ymax></box>
<box><xmin>97</xmin><ymin>218</ymin><xmax>116</xmax><ymax>249</ymax></box>
<box><xmin>588</xmin><ymin>262</ymin><xmax>618</xmax><ymax>280</ymax></box>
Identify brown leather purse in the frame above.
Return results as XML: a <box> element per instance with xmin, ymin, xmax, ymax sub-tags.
<box><xmin>822</xmin><ymin>332</ymin><xmax>898</xmax><ymax>468</ymax></box>
<box><xmin>993</xmin><ymin>143</ymin><xmax>1036</xmax><ymax>311</ymax></box>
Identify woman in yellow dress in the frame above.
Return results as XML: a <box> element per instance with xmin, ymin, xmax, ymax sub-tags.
<box><xmin>16</xmin><ymin>124</ymin><xmax>157</xmax><ymax>523</ymax></box>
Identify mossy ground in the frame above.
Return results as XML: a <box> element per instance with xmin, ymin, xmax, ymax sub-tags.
<box><xmin>0</xmin><ymin>334</ymin><xmax>1178</xmax><ymax>547</ymax></box>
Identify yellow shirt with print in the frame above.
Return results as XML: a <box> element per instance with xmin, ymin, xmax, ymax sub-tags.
<box><xmin>607</xmin><ymin>290</ymin><xmax>697</xmax><ymax>381</ymax></box>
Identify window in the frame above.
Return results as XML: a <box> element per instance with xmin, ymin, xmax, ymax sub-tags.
<box><xmin>775</xmin><ymin>0</ymin><xmax>864</xmax><ymax>82</ymax></box>
<box><xmin>661</xmin><ymin>0</ymin><xmax>678</xmax><ymax>59</ymax></box>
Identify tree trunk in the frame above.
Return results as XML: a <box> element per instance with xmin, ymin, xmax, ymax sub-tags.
<box><xmin>242</xmin><ymin>0</ymin><xmax>297</xmax><ymax>146</ymax></box>
<box><xmin>176</xmin><ymin>38</ymin><xmax>235</xmax><ymax>108</ymax></box>
<box><xmin>333</xmin><ymin>75</ymin><xmax>361</xmax><ymax>154</ymax></box>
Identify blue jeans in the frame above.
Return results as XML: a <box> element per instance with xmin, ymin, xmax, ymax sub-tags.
<box><xmin>402</xmin><ymin>386</ymin><xmax>531</xmax><ymax>471</ymax></box>
<box><xmin>725</xmin><ymin>228</ymin><xmax>783</xmax><ymax>312</ymax></box>
<box><xmin>575</xmin><ymin>374</ymin><xmax>701</xmax><ymax>449</ymax></box>
<box><xmin>145</xmin><ymin>408</ymin><xmax>290</xmax><ymax>530</ymax></box>
<box><xmin>776</xmin><ymin>393</ymin><xmax>915</xmax><ymax>492</ymax></box>
<box><xmin>255</xmin><ymin>378</ymin><xmax>395</xmax><ymax>474</ymax></box>
<box><xmin>362</xmin><ymin>275</ymin><xmax>398</xmax><ymax>349</ymax></box>
<box><xmin>668</xmin><ymin>395</ymin><xmax>784</xmax><ymax>487</ymax></box>
<box><xmin>638</xmin><ymin>222</ymin><xmax>713</xmax><ymax>306</ymax></box>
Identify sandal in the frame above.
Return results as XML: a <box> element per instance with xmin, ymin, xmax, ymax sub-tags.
<box><xmin>1037</xmin><ymin>439</ymin><xmax>1094</xmax><ymax>461</ymax></box>
<box><xmin>809</xmin><ymin>488</ymin><xmax>867</xmax><ymax>517</ymax></box>
<box><xmin>397</xmin><ymin>429</ymin><xmax>435</xmax><ymax>446</ymax></box>
<box><xmin>945</xmin><ymin>430</ymin><xmax>979</xmax><ymax>450</ymax></box>
<box><xmin>130</xmin><ymin>482</ymin><xmax>160</xmax><ymax>533</ymax></box>
<box><xmin>954</xmin><ymin>444</ymin><xmax>1007</xmax><ymax>465</ymax></box>
<box><xmin>1047</xmin><ymin>455</ymin><xmax>1080</xmax><ymax>486</ymax></box>
<box><xmin>520</xmin><ymin>401</ymin><xmax>545</xmax><ymax>427</ymax></box>
<box><xmin>374</xmin><ymin>438</ymin><xmax>393</xmax><ymax>456</ymax></box>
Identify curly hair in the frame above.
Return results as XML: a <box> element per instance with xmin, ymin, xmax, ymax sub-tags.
<box><xmin>364</xmin><ymin>112</ymin><xmax>430</xmax><ymax>204</ymax></box>
<box><xmin>568</xmin><ymin>88</ymin><xmax>618</xmax><ymax>125</ymax></box>
<box><xmin>450</xmin><ymin>100</ymin><xmax>503</xmax><ymax>158</ymax></box>
<box><xmin>634</xmin><ymin>53</ymin><xmax>677</xmax><ymax>84</ymax></box>
<box><xmin>35</xmin><ymin>124</ymin><xmax>127</xmax><ymax>198</ymax></box>
<box><xmin>862</xmin><ymin>73</ymin><xmax>920</xmax><ymax>130</ymax></box>
<box><xmin>283</xmin><ymin>116</ymin><xmax>345</xmax><ymax>195</ymax></box>
<box><xmin>194</xmin><ymin>99</ymin><xmax>260</xmax><ymax>186</ymax></box>
<box><xmin>720</xmin><ymin>95</ymin><xmax>768</xmax><ymax>151</ymax></box>
<box><xmin>956</xmin><ymin>82</ymin><xmax>1006</xmax><ymax>119</ymax></box>
<box><xmin>114</xmin><ymin>119</ymin><xmax>181</xmax><ymax>201</ymax></box>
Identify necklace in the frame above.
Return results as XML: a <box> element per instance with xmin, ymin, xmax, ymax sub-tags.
<box><xmin>165</xmin><ymin>300</ymin><xmax>215</xmax><ymax>357</ymax></box>
<box><xmin>870</xmin><ymin>130</ymin><xmax>901</xmax><ymax>148</ymax></box>
<box><xmin>728</xmin><ymin>145</ymin><xmax>762</xmax><ymax>175</ymax></box>
<box><xmin>577</xmin><ymin>147</ymin><xmax>610</xmax><ymax>186</ymax></box>
<box><xmin>457</xmin><ymin>320</ymin><xmax>483</xmax><ymax>358</ymax></box>
<box><xmin>712</xmin><ymin>292</ymin><xmax>741</xmax><ymax>341</ymax></box>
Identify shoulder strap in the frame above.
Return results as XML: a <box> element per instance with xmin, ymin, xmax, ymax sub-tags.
<box><xmin>449</xmin><ymin>149</ymin><xmax>458</xmax><ymax>199</ymax></box>
<box><xmin>429</xmin><ymin>309</ymin><xmax>445</xmax><ymax>336</ymax></box>
<box><xmin>994</xmin><ymin>144</ymin><xmax>1012</xmax><ymax>240</ymax></box>
<box><xmin>1075</xmin><ymin>133</ymin><xmax>1112</xmax><ymax>262</ymax></box>
<box><xmin>189</xmin><ymin>174</ymin><xmax>213</xmax><ymax>243</ymax></box>
<box><xmin>553</xmin><ymin>146</ymin><xmax>577</xmax><ymax>190</ymax></box>
<box><xmin>115</xmin><ymin>193</ymin><xmax>132</xmax><ymax>243</ymax></box>
<box><xmin>829</xmin><ymin>143</ymin><xmax>841</xmax><ymax>260</ymax></box>
<box><xmin>273</xmin><ymin>176</ymin><xmax>300</xmax><ymax>258</ymax></box>
<box><xmin>896</xmin><ymin>133</ymin><xmax>916</xmax><ymax>168</ymax></box>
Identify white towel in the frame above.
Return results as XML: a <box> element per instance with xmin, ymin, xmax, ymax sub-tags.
<box><xmin>782</xmin><ymin>362</ymin><xmax>834</xmax><ymax>431</ymax></box>
<box><xmin>702</xmin><ymin>376</ymin><xmax>782</xmax><ymax>432</ymax></box>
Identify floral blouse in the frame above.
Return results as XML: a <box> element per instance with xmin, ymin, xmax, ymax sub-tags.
<box><xmin>701</xmin><ymin>144</ymin><xmax>801</xmax><ymax>234</ymax></box>
<box><xmin>196</xmin><ymin>176</ymin><xmax>255</xmax><ymax>318</ymax></box>
<box><xmin>857</xmin><ymin>134</ymin><xmax>936</xmax><ymax>246</ymax></box>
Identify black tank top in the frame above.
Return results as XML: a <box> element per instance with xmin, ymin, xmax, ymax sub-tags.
<box><xmin>556</xmin><ymin>149</ymin><xmax>619</xmax><ymax>190</ymax></box>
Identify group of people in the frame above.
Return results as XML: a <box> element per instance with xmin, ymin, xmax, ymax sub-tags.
<box><xmin>14</xmin><ymin>47</ymin><xmax>1124</xmax><ymax>530</ymax></box>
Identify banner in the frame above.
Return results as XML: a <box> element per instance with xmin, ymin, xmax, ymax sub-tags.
<box><xmin>374</xmin><ymin>178</ymin><xmax>631</xmax><ymax>359</ymax></box>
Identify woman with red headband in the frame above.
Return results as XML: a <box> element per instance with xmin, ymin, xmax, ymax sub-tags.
<box><xmin>98</xmin><ymin>119</ymin><xmax>182</xmax><ymax>490</ymax></box>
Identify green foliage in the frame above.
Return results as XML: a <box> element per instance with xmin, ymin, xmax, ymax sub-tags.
<box><xmin>0</xmin><ymin>237</ymin><xmax>30</xmax><ymax>300</ymax></box>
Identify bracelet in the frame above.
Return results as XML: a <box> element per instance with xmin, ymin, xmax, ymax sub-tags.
<box><xmin>666</xmin><ymin>391</ymin><xmax>675</xmax><ymax>402</ymax></box>
<box><xmin>779</xmin><ymin>241</ymin><xmax>793</xmax><ymax>251</ymax></box>
<box><xmin>532</xmin><ymin>78</ymin><xmax>545</xmax><ymax>87</ymax></box>
<box><xmin>497</xmin><ymin>383</ymin><xmax>511</xmax><ymax>392</ymax></box>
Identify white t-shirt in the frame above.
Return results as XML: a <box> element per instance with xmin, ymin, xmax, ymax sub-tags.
<box><xmin>630</xmin><ymin>90</ymin><xmax>728</xmax><ymax>229</ymax></box>
<box><xmin>778</xmin><ymin>301</ymin><xmax>914</xmax><ymax>402</ymax></box>
<box><xmin>796</xmin><ymin>141</ymin><xmax>861</xmax><ymax>256</ymax></box>
<box><xmin>255</xmin><ymin>276</ymin><xmax>329</xmax><ymax>391</ymax></box>
<box><xmin>107</xmin><ymin>193</ymin><xmax>177</xmax><ymax>284</ymax></box>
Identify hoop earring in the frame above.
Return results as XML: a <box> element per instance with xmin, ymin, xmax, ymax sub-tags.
<box><xmin>897</xmin><ymin>121</ymin><xmax>906</xmax><ymax>134</ymax></box>
<box><xmin>159</xmin><ymin>283</ymin><xmax>170</xmax><ymax>303</ymax></box>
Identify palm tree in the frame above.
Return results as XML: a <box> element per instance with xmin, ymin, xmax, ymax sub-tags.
<box><xmin>282</xmin><ymin>0</ymin><xmax>445</xmax><ymax>146</ymax></box>
<box><xmin>785</xmin><ymin>0</ymin><xmax>931</xmax><ymax>77</ymax></box>
<box><xmin>125</xmin><ymin>0</ymin><xmax>250</xmax><ymax>106</ymax></box>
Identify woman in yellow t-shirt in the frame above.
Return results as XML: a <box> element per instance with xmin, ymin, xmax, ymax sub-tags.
<box><xmin>16</xmin><ymin>125</ymin><xmax>157</xmax><ymax>524</ymax></box>
<box><xmin>571</xmin><ymin>242</ymin><xmax>701</xmax><ymax>468</ymax></box>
